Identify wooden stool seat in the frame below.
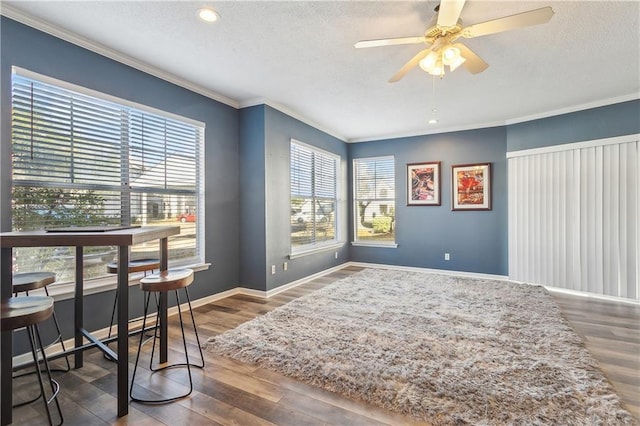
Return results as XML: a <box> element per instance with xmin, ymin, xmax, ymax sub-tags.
<box><xmin>1</xmin><ymin>296</ymin><xmax>54</xmax><ymax>331</ymax></box>
<box><xmin>12</xmin><ymin>272</ymin><xmax>56</xmax><ymax>293</ymax></box>
<box><xmin>106</xmin><ymin>258</ymin><xmax>160</xmax><ymax>274</ymax></box>
<box><xmin>11</xmin><ymin>273</ymin><xmax>71</xmax><ymax>373</ymax></box>
<box><xmin>139</xmin><ymin>269</ymin><xmax>194</xmax><ymax>293</ymax></box>
<box><xmin>1</xmin><ymin>296</ymin><xmax>63</xmax><ymax>425</ymax></box>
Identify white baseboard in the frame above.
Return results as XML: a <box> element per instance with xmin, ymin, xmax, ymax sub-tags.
<box><xmin>543</xmin><ymin>286</ymin><xmax>640</xmax><ymax>306</ymax></box>
<box><xmin>239</xmin><ymin>262</ymin><xmax>350</xmax><ymax>298</ymax></box>
<box><xmin>348</xmin><ymin>261</ymin><xmax>510</xmax><ymax>281</ymax></box>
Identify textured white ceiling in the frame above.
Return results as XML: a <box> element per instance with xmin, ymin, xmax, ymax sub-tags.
<box><xmin>3</xmin><ymin>1</ymin><xmax>639</xmax><ymax>142</ymax></box>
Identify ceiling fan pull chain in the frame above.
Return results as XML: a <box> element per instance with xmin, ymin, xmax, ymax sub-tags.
<box><xmin>432</xmin><ymin>76</ymin><xmax>437</xmax><ymax>114</ymax></box>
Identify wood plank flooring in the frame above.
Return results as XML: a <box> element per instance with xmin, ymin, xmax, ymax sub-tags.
<box><xmin>10</xmin><ymin>266</ymin><xmax>640</xmax><ymax>425</ymax></box>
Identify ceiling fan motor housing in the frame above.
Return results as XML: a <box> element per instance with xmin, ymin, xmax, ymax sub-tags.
<box><xmin>424</xmin><ymin>19</ymin><xmax>463</xmax><ymax>44</ymax></box>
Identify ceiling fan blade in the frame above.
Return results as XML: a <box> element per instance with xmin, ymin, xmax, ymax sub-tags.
<box><xmin>437</xmin><ymin>0</ymin><xmax>467</xmax><ymax>28</ymax></box>
<box><xmin>462</xmin><ymin>7</ymin><xmax>554</xmax><ymax>38</ymax></box>
<box><xmin>389</xmin><ymin>48</ymin><xmax>432</xmax><ymax>83</ymax></box>
<box><xmin>355</xmin><ymin>36</ymin><xmax>425</xmax><ymax>48</ymax></box>
<box><xmin>454</xmin><ymin>43</ymin><xmax>488</xmax><ymax>74</ymax></box>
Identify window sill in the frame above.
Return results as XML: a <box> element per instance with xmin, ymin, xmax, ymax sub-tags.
<box><xmin>351</xmin><ymin>241</ymin><xmax>398</xmax><ymax>249</ymax></box>
<box><xmin>34</xmin><ymin>262</ymin><xmax>211</xmax><ymax>302</ymax></box>
<box><xmin>289</xmin><ymin>242</ymin><xmax>344</xmax><ymax>259</ymax></box>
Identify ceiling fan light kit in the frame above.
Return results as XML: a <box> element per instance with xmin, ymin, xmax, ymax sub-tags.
<box><xmin>419</xmin><ymin>44</ymin><xmax>466</xmax><ymax>76</ymax></box>
<box><xmin>355</xmin><ymin>1</ymin><xmax>554</xmax><ymax>82</ymax></box>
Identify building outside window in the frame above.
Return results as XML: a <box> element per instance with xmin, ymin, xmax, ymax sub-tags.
<box><xmin>353</xmin><ymin>156</ymin><xmax>396</xmax><ymax>245</ymax></box>
<box><xmin>290</xmin><ymin>140</ymin><xmax>338</xmax><ymax>253</ymax></box>
<box><xmin>10</xmin><ymin>68</ymin><xmax>205</xmax><ymax>284</ymax></box>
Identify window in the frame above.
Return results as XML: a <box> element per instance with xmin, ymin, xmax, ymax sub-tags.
<box><xmin>11</xmin><ymin>68</ymin><xmax>205</xmax><ymax>284</ymax></box>
<box><xmin>290</xmin><ymin>140</ymin><xmax>338</xmax><ymax>252</ymax></box>
<box><xmin>353</xmin><ymin>156</ymin><xmax>396</xmax><ymax>245</ymax></box>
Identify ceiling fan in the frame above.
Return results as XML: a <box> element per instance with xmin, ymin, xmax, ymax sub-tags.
<box><xmin>355</xmin><ymin>0</ymin><xmax>554</xmax><ymax>82</ymax></box>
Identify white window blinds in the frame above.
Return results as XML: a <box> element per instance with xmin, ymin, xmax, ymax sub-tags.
<box><xmin>11</xmin><ymin>70</ymin><xmax>204</xmax><ymax>283</ymax></box>
<box><xmin>290</xmin><ymin>140</ymin><xmax>338</xmax><ymax>250</ymax></box>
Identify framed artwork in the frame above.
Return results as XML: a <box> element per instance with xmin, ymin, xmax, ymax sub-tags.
<box><xmin>407</xmin><ymin>161</ymin><xmax>441</xmax><ymax>206</ymax></box>
<box><xmin>451</xmin><ymin>163</ymin><xmax>492</xmax><ymax>210</ymax></box>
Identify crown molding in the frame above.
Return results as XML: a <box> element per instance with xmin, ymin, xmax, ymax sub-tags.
<box><xmin>348</xmin><ymin>119</ymin><xmax>507</xmax><ymax>143</ymax></box>
<box><xmin>504</xmin><ymin>93</ymin><xmax>639</xmax><ymax>126</ymax></box>
<box><xmin>506</xmin><ymin>133</ymin><xmax>640</xmax><ymax>158</ymax></box>
<box><xmin>349</xmin><ymin>93</ymin><xmax>640</xmax><ymax>143</ymax></box>
<box><xmin>1</xmin><ymin>4</ymin><xmax>240</xmax><ymax>109</ymax></box>
<box><xmin>241</xmin><ymin>97</ymin><xmax>348</xmax><ymax>142</ymax></box>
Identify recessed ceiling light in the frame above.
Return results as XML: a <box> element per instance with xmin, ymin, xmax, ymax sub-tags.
<box><xmin>197</xmin><ymin>7</ymin><xmax>220</xmax><ymax>23</ymax></box>
<box><xmin>428</xmin><ymin>118</ymin><xmax>438</xmax><ymax>124</ymax></box>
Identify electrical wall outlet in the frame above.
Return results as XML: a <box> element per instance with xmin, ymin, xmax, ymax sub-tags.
<box><xmin>271</xmin><ymin>265</ymin><xmax>276</xmax><ymax>274</ymax></box>
<box><xmin>444</xmin><ymin>253</ymin><xmax>450</xmax><ymax>261</ymax></box>
<box><xmin>283</xmin><ymin>262</ymin><xmax>288</xmax><ymax>271</ymax></box>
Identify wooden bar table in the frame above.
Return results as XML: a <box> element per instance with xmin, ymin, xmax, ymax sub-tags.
<box><xmin>0</xmin><ymin>225</ymin><xmax>180</xmax><ymax>425</ymax></box>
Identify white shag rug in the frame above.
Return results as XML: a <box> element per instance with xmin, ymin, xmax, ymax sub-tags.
<box><xmin>203</xmin><ymin>268</ymin><xmax>634</xmax><ymax>425</ymax></box>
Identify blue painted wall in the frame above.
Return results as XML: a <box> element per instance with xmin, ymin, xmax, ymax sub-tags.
<box><xmin>239</xmin><ymin>105</ymin><xmax>267</xmax><ymax>290</ymax></box>
<box><xmin>506</xmin><ymin>100</ymin><xmax>640</xmax><ymax>151</ymax></box>
<box><xmin>263</xmin><ymin>106</ymin><xmax>348</xmax><ymax>291</ymax></box>
<box><xmin>349</xmin><ymin>127</ymin><xmax>508</xmax><ymax>276</ymax></box>
<box><xmin>1</xmin><ymin>17</ymin><xmax>241</xmax><ymax>336</ymax></box>
<box><xmin>237</xmin><ymin>105</ymin><xmax>348</xmax><ymax>291</ymax></box>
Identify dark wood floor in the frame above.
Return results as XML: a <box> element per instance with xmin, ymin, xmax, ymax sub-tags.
<box><xmin>11</xmin><ymin>266</ymin><xmax>640</xmax><ymax>425</ymax></box>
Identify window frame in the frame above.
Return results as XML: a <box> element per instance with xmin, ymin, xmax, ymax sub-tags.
<box><xmin>289</xmin><ymin>139</ymin><xmax>341</xmax><ymax>257</ymax></box>
<box><xmin>352</xmin><ymin>155</ymin><xmax>398</xmax><ymax>248</ymax></box>
<box><xmin>10</xmin><ymin>67</ymin><xmax>206</xmax><ymax>286</ymax></box>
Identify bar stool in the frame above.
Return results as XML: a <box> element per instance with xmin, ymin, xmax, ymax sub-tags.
<box><xmin>130</xmin><ymin>268</ymin><xmax>204</xmax><ymax>404</ymax></box>
<box><xmin>13</xmin><ymin>272</ymin><xmax>70</xmax><ymax>372</ymax></box>
<box><xmin>105</xmin><ymin>258</ymin><xmax>160</xmax><ymax>347</ymax></box>
<box><xmin>1</xmin><ymin>296</ymin><xmax>64</xmax><ymax>426</ymax></box>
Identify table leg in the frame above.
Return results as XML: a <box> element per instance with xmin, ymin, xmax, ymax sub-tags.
<box><xmin>117</xmin><ymin>245</ymin><xmax>129</xmax><ymax>417</ymax></box>
<box><xmin>0</xmin><ymin>330</ymin><xmax>11</xmax><ymax>426</ymax></box>
<box><xmin>74</xmin><ymin>246</ymin><xmax>84</xmax><ymax>368</ymax></box>
<box><xmin>1</xmin><ymin>247</ymin><xmax>12</xmax><ymax>426</ymax></box>
<box><xmin>159</xmin><ymin>237</ymin><xmax>168</xmax><ymax>363</ymax></box>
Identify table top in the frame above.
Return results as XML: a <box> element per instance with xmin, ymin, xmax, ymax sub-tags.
<box><xmin>0</xmin><ymin>225</ymin><xmax>180</xmax><ymax>248</ymax></box>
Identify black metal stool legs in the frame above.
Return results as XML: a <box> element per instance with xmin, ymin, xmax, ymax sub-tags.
<box><xmin>106</xmin><ymin>287</ymin><xmax>119</xmax><ymax>342</ymax></box>
<box><xmin>181</xmin><ymin>287</ymin><xmax>205</xmax><ymax>368</ymax></box>
<box><xmin>105</xmin><ymin>263</ymin><xmax>158</xmax><ymax>362</ymax></box>
<box><xmin>14</xmin><ymin>287</ymin><xmax>71</xmax><ymax>373</ymax></box>
<box><xmin>130</xmin><ymin>286</ymin><xmax>204</xmax><ymax>404</ymax></box>
<box><xmin>25</xmin><ymin>323</ymin><xmax>63</xmax><ymax>426</ymax></box>
<box><xmin>42</xmin><ymin>286</ymin><xmax>71</xmax><ymax>372</ymax></box>
<box><xmin>148</xmin><ymin>287</ymin><xmax>204</xmax><ymax>372</ymax></box>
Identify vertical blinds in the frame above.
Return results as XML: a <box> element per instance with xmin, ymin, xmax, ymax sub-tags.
<box><xmin>508</xmin><ymin>136</ymin><xmax>639</xmax><ymax>300</ymax></box>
